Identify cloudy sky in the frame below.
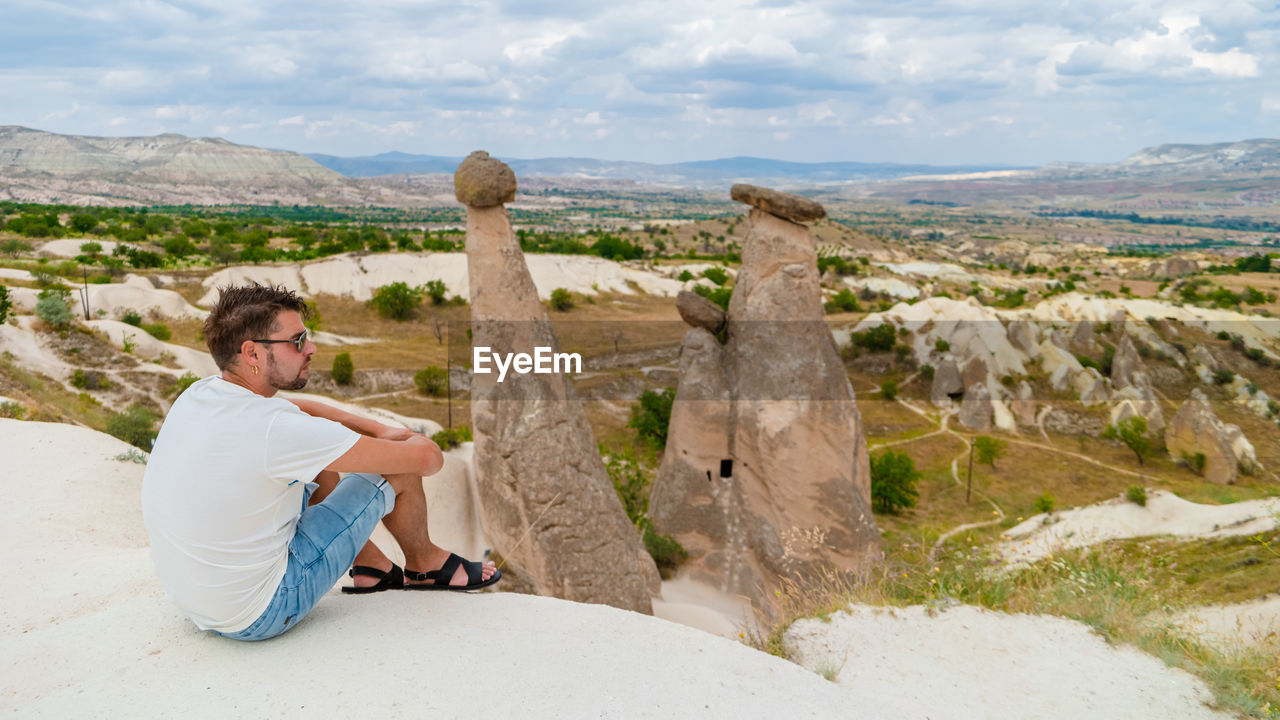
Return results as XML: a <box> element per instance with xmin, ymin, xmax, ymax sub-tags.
<box><xmin>3</xmin><ymin>0</ymin><xmax>1277</xmax><ymax>166</ymax></box>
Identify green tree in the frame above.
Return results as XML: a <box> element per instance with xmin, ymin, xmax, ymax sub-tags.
<box><xmin>414</xmin><ymin>366</ymin><xmax>448</xmax><ymax>397</ymax></box>
<box><xmin>973</xmin><ymin>436</ymin><xmax>1006</xmax><ymax>470</ymax></box>
<box><xmin>880</xmin><ymin>379</ymin><xmax>898</xmax><ymax>400</ymax></box>
<box><xmin>629</xmin><ymin>388</ymin><xmax>675</xmax><ymax>450</ymax></box>
<box><xmin>35</xmin><ymin>288</ymin><xmax>72</xmax><ymax>328</ymax></box>
<box><xmin>2</xmin><ymin>238</ymin><xmax>32</xmax><ymax>256</ymax></box>
<box><xmin>70</xmin><ymin>214</ymin><xmax>99</xmax><ymax>234</ymax></box>
<box><xmin>1103</xmin><ymin>416</ymin><xmax>1150</xmax><ymax>465</ymax></box>
<box><xmin>331</xmin><ymin>352</ymin><xmax>355</xmax><ymax>385</ymax></box>
<box><xmin>550</xmin><ymin>287</ymin><xmax>574</xmax><ymax>312</ymax></box>
<box><xmin>0</xmin><ymin>285</ymin><xmax>11</xmax><ymax>324</ymax></box>
<box><xmin>870</xmin><ymin>449</ymin><xmax>920</xmax><ymax>514</ymax></box>
<box><xmin>369</xmin><ymin>282</ymin><xmax>425</xmax><ymax>320</ymax></box>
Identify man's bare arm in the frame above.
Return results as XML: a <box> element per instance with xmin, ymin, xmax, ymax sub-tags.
<box><xmin>326</xmin><ymin>435</ymin><xmax>444</xmax><ymax>477</ymax></box>
<box><xmin>288</xmin><ymin>396</ymin><xmax>407</xmax><ymax>440</ymax></box>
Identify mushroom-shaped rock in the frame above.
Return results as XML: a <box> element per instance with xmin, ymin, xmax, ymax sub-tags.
<box><xmin>730</xmin><ymin>184</ymin><xmax>825</xmax><ymax>223</ymax></box>
<box><xmin>453</xmin><ymin>150</ymin><xmax>517</xmax><ymax>207</ymax></box>
<box><xmin>676</xmin><ymin>290</ymin><xmax>726</xmax><ymax>334</ymax></box>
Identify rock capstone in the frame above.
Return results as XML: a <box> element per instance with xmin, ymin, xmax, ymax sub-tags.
<box><xmin>453</xmin><ymin>150</ymin><xmax>517</xmax><ymax>208</ymax></box>
<box><xmin>676</xmin><ymin>290</ymin><xmax>726</xmax><ymax>334</ymax></box>
<box><xmin>730</xmin><ymin>184</ymin><xmax>825</xmax><ymax>223</ymax></box>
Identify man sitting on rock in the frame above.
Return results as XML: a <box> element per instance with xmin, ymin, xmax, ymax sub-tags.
<box><xmin>141</xmin><ymin>283</ymin><xmax>498</xmax><ymax>641</ymax></box>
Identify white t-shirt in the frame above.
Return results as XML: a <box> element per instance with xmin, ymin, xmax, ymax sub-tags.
<box><xmin>141</xmin><ymin>376</ymin><xmax>360</xmax><ymax>633</ymax></box>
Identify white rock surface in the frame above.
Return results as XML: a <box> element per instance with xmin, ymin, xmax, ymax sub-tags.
<box><xmin>2</xmin><ymin>419</ymin><xmax>912</xmax><ymax>719</ymax></box>
<box><xmin>786</xmin><ymin>604</ymin><xmax>1231</xmax><ymax>720</ymax></box>
<box><xmin>1000</xmin><ymin>490</ymin><xmax>1280</xmax><ymax>564</ymax></box>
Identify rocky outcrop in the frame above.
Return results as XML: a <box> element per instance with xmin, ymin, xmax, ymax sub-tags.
<box><xmin>1069</xmin><ymin>321</ymin><xmax>1098</xmax><ymax>354</ymax></box>
<box><xmin>676</xmin><ymin>290</ymin><xmax>726</xmax><ymax>334</ymax></box>
<box><xmin>957</xmin><ymin>382</ymin><xmax>993</xmax><ymax>431</ymax></box>
<box><xmin>650</xmin><ymin>189</ymin><xmax>880</xmax><ymax>621</ymax></box>
<box><xmin>1075</xmin><ymin>368</ymin><xmax>1110</xmax><ymax>406</ymax></box>
<box><xmin>1007</xmin><ymin>320</ymin><xmax>1038</xmax><ymax>356</ymax></box>
<box><xmin>460</xmin><ymin>152</ymin><xmax>659</xmax><ymax>612</ymax></box>
<box><xmin>931</xmin><ymin>358</ymin><xmax>963</xmax><ymax>407</ymax></box>
<box><xmin>961</xmin><ymin>355</ymin><xmax>989</xmax><ymax>389</ymax></box>
<box><xmin>1010</xmin><ymin>381</ymin><xmax>1037</xmax><ymax>427</ymax></box>
<box><xmin>1110</xmin><ymin>384</ymin><xmax>1165</xmax><ymax>433</ymax></box>
<box><xmin>1165</xmin><ymin>389</ymin><xmax>1254</xmax><ymax>484</ymax></box>
<box><xmin>1110</xmin><ymin>335</ymin><xmax>1144</xmax><ymax>390</ymax></box>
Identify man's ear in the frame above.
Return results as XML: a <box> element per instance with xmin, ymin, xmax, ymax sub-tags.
<box><xmin>238</xmin><ymin>339</ymin><xmax>260</xmax><ymax>366</ymax></box>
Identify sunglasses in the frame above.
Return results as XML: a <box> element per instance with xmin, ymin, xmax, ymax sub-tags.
<box><xmin>250</xmin><ymin>329</ymin><xmax>309</xmax><ymax>353</ymax></box>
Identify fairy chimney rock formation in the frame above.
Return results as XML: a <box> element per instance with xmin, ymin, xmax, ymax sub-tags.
<box><xmin>458</xmin><ymin>152</ymin><xmax>659</xmax><ymax>612</ymax></box>
<box><xmin>650</xmin><ymin>187</ymin><xmax>880</xmax><ymax>622</ymax></box>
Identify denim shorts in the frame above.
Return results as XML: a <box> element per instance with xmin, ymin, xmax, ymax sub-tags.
<box><xmin>217</xmin><ymin>473</ymin><xmax>394</xmax><ymax>641</ymax></box>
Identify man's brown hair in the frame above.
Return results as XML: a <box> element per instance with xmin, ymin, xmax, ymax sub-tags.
<box><xmin>204</xmin><ymin>283</ymin><xmax>309</xmax><ymax>370</ymax></box>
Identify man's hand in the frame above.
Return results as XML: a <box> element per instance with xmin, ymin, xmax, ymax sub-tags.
<box><xmin>374</xmin><ymin>424</ymin><xmax>420</xmax><ymax>442</ymax></box>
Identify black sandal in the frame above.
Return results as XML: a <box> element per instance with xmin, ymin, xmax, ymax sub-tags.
<box><xmin>341</xmin><ymin>563</ymin><xmax>404</xmax><ymax>594</ymax></box>
<box><xmin>404</xmin><ymin>553</ymin><xmax>501</xmax><ymax>592</ymax></box>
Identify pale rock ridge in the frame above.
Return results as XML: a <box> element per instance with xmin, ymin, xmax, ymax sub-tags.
<box><xmin>650</xmin><ymin>190</ymin><xmax>880</xmax><ymax>621</ymax></box>
<box><xmin>458</xmin><ymin>152</ymin><xmax>659</xmax><ymax>613</ymax></box>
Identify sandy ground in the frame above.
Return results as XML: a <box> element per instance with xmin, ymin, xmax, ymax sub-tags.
<box><xmin>1000</xmin><ymin>489</ymin><xmax>1280</xmax><ymax>564</ymax></box>
<box><xmin>785</xmin><ymin>604</ymin><xmax>1233</xmax><ymax>720</ymax></box>
<box><xmin>1173</xmin><ymin>595</ymin><xmax>1280</xmax><ymax>648</ymax></box>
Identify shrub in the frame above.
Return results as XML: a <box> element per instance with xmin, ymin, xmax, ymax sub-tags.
<box><xmin>1212</xmin><ymin>368</ymin><xmax>1235</xmax><ymax>386</ymax></box>
<box><xmin>851</xmin><ymin>324</ymin><xmax>896</xmax><ymax>353</ymax></box>
<box><xmin>0</xmin><ymin>285</ymin><xmax>11</xmax><ymax>324</ymax></box>
<box><xmin>677</xmin><ymin>270</ymin><xmax>694</xmax><ymax>282</ymax></box>
<box><xmin>629</xmin><ymin>388</ymin><xmax>675</xmax><ymax>450</ymax></box>
<box><xmin>170</xmin><ymin>372</ymin><xmax>200</xmax><ymax>397</ymax></box>
<box><xmin>35</xmin><ymin>288</ymin><xmax>72</xmax><ymax>328</ymax></box>
<box><xmin>431</xmin><ymin>425</ymin><xmax>472</xmax><ymax>450</ymax></box>
<box><xmin>824</xmin><ymin>288</ymin><xmax>860</xmax><ymax>314</ymax></box>
<box><xmin>70</xmin><ymin>369</ymin><xmax>110</xmax><ymax>390</ymax></box>
<box><xmin>414</xmin><ymin>366</ymin><xmax>448</xmax><ymax>397</ymax></box>
<box><xmin>106</xmin><ymin>405</ymin><xmax>160</xmax><ymax>450</ymax></box>
<box><xmin>1103</xmin><ymin>416</ymin><xmax>1150</xmax><ymax>465</ymax></box>
<box><xmin>920</xmin><ymin>363</ymin><xmax>935</xmax><ymax>380</ymax></box>
<box><xmin>424</xmin><ymin>279</ymin><xmax>447</xmax><ymax>305</ymax></box>
<box><xmin>120</xmin><ymin>309</ymin><xmax>143</xmax><ymax>326</ymax></box>
<box><xmin>550</xmin><ymin>287</ymin><xmax>574</xmax><ymax>312</ymax></box>
<box><xmin>1180</xmin><ymin>451</ymin><xmax>1207</xmax><ymax>475</ymax></box>
<box><xmin>869</xmin><ymin>449</ymin><xmax>920</xmax><ymax>514</ymax></box>
<box><xmin>0</xmin><ymin>400</ymin><xmax>25</xmax><ymax>419</ymax></box>
<box><xmin>368</xmin><ymin>281</ymin><xmax>425</xmax><ymax>320</ymax></box>
<box><xmin>1034</xmin><ymin>492</ymin><xmax>1055</xmax><ymax>514</ymax></box>
<box><xmin>332</xmin><ymin>352</ymin><xmax>355</xmax><ymax>386</ymax></box>
<box><xmin>141</xmin><ymin>322</ymin><xmax>170</xmax><ymax>341</ymax></box>
<box><xmin>1126</xmin><ymin>486</ymin><xmax>1147</xmax><ymax>507</ymax></box>
<box><xmin>701</xmin><ymin>267</ymin><xmax>728</xmax><ymax>286</ymax></box>
<box><xmin>974</xmin><ymin>436</ymin><xmax>1005</xmax><ymax>470</ymax></box>
<box><xmin>692</xmin><ymin>284</ymin><xmax>732</xmax><ymax>310</ymax></box>
<box><xmin>643</xmin><ymin>526</ymin><xmax>688</xmax><ymax>579</ymax></box>
<box><xmin>880</xmin><ymin>379</ymin><xmax>898</xmax><ymax>400</ymax></box>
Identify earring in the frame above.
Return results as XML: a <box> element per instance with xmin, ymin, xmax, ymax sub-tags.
<box><xmin>251</xmin><ymin>365</ymin><xmax>260</xmax><ymax>375</ymax></box>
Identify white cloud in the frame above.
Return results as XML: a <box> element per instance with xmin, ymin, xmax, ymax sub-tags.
<box><xmin>278</xmin><ymin>115</ymin><xmax>305</xmax><ymax>126</ymax></box>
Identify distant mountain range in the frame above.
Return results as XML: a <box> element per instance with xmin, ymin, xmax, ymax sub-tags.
<box><xmin>306</xmin><ymin>151</ymin><xmax>1021</xmax><ymax>186</ymax></box>
<box><xmin>1</xmin><ymin>125</ymin><xmax>1276</xmax><ymax>207</ymax></box>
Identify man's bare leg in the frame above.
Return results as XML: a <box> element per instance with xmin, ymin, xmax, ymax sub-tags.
<box><xmin>315</xmin><ymin>471</ymin><xmax>495</xmax><ymax>589</ymax></box>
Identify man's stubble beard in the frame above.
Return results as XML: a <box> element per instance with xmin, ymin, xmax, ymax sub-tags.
<box><xmin>265</xmin><ymin>351</ymin><xmax>309</xmax><ymax>391</ymax></box>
